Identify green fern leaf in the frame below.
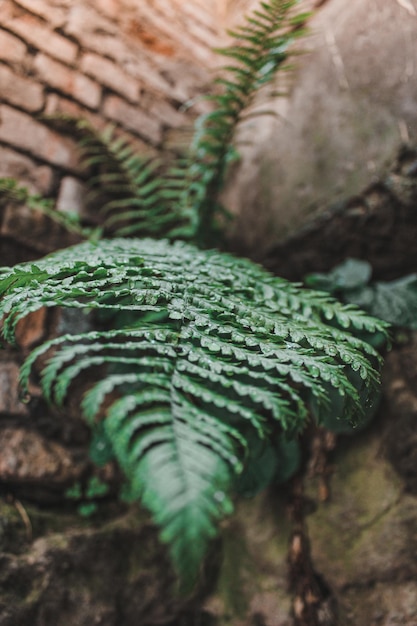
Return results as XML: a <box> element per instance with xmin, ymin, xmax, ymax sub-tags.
<box><xmin>0</xmin><ymin>237</ymin><xmax>388</xmax><ymax>586</ymax></box>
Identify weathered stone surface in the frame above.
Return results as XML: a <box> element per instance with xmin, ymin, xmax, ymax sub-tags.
<box><xmin>382</xmin><ymin>337</ymin><xmax>417</xmax><ymax>494</ymax></box>
<box><xmin>103</xmin><ymin>95</ymin><xmax>162</xmax><ymax>145</ymax></box>
<box><xmin>0</xmin><ymin>361</ymin><xmax>29</xmax><ymax>416</ymax></box>
<box><xmin>0</xmin><ymin>30</ymin><xmax>27</xmax><ymax>64</ymax></box>
<box><xmin>0</xmin><ymin>503</ymin><xmax>186</xmax><ymax>626</ymax></box>
<box><xmin>0</xmin><ymin>106</ymin><xmax>79</xmax><ymax>171</ymax></box>
<box><xmin>262</xmin><ymin>145</ymin><xmax>417</xmax><ymax>282</ymax></box>
<box><xmin>202</xmin><ymin>493</ymin><xmax>293</xmax><ymax>626</ymax></box>
<box><xmin>0</xmin><ymin>427</ymin><xmax>85</xmax><ymax>486</ymax></box>
<box><xmin>34</xmin><ymin>54</ymin><xmax>101</xmax><ymax>110</ymax></box>
<box><xmin>341</xmin><ymin>581</ymin><xmax>417</xmax><ymax>626</ymax></box>
<box><xmin>306</xmin><ymin>432</ymin><xmax>405</xmax><ymax>583</ymax></box>
<box><xmin>224</xmin><ymin>0</ymin><xmax>417</xmax><ymax>255</ymax></box>
<box><xmin>0</xmin><ymin>64</ymin><xmax>44</xmax><ymax>113</ymax></box>
<box><xmin>197</xmin><ymin>337</ymin><xmax>417</xmax><ymax>625</ymax></box>
<box><xmin>302</xmin><ymin>343</ymin><xmax>417</xmax><ymax>625</ymax></box>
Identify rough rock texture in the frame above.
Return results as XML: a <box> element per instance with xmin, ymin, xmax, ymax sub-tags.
<box><xmin>197</xmin><ymin>341</ymin><xmax>417</xmax><ymax>626</ymax></box>
<box><xmin>303</xmin><ymin>343</ymin><xmax>417</xmax><ymax>626</ymax></box>
<box><xmin>0</xmin><ymin>503</ymin><xmax>185</xmax><ymax>626</ymax></box>
<box><xmin>225</xmin><ymin>0</ymin><xmax>417</xmax><ymax>255</ymax></box>
<box><xmin>0</xmin><ymin>427</ymin><xmax>87</xmax><ymax>496</ymax></box>
<box><xmin>203</xmin><ymin>494</ymin><xmax>293</xmax><ymax>626</ymax></box>
<box><xmin>262</xmin><ymin>144</ymin><xmax>417</xmax><ymax>281</ymax></box>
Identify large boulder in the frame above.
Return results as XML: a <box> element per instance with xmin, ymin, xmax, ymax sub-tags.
<box><xmin>226</xmin><ymin>0</ymin><xmax>417</xmax><ymax>254</ymax></box>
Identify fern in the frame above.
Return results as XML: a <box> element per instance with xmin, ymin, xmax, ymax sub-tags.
<box><xmin>0</xmin><ymin>238</ymin><xmax>388</xmax><ymax>586</ymax></box>
<box><xmin>188</xmin><ymin>0</ymin><xmax>310</xmax><ymax>244</ymax></box>
<box><xmin>41</xmin><ymin>118</ymin><xmax>195</xmax><ymax>240</ymax></box>
<box><xmin>307</xmin><ymin>258</ymin><xmax>417</xmax><ymax>330</ymax></box>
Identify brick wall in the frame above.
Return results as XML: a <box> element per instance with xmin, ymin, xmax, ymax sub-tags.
<box><xmin>0</xmin><ymin>0</ymin><xmax>231</xmax><ymax>211</ymax></box>
<box><xmin>0</xmin><ymin>0</ymin><xmax>254</xmax><ymax>493</ymax></box>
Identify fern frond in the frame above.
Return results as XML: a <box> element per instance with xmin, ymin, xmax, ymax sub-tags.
<box><xmin>179</xmin><ymin>0</ymin><xmax>310</xmax><ymax>245</ymax></box>
<box><xmin>78</xmin><ymin>125</ymin><xmax>195</xmax><ymax>239</ymax></box>
<box><xmin>42</xmin><ymin>116</ymin><xmax>194</xmax><ymax>241</ymax></box>
<box><xmin>0</xmin><ymin>237</ymin><xmax>387</xmax><ymax>586</ymax></box>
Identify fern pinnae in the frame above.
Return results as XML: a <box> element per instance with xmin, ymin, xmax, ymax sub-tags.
<box><xmin>0</xmin><ymin>231</ymin><xmax>387</xmax><ymax>584</ymax></box>
<box><xmin>52</xmin><ymin>357</ymin><xmax>172</xmax><ymax>408</ymax></box>
<box><xmin>82</xmin><ymin>375</ymin><xmax>132</xmax><ymax>424</ymax></box>
<box><xmin>107</xmin><ymin>397</ymin><xmax>236</xmax><ymax>580</ymax></box>
<box><xmin>177</xmin><ymin>399</ymin><xmax>247</xmax><ymax>466</ymax></box>
<box><xmin>182</xmin><ymin>328</ymin><xmax>326</xmax><ymax>417</ymax></box>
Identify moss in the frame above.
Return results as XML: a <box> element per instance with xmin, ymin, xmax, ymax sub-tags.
<box><xmin>205</xmin><ymin>492</ymin><xmax>292</xmax><ymax>623</ymax></box>
<box><xmin>306</xmin><ymin>426</ymin><xmax>404</xmax><ymax>586</ymax></box>
<box><xmin>216</xmin><ymin>525</ymin><xmax>252</xmax><ymax>618</ymax></box>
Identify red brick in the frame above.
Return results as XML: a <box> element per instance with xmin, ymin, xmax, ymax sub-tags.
<box><xmin>126</xmin><ymin>2</ymin><xmax>217</xmax><ymax>65</ymax></box>
<box><xmin>94</xmin><ymin>0</ymin><xmax>119</xmax><ymax>19</ymax></box>
<box><xmin>78</xmin><ymin>32</ymin><xmax>133</xmax><ymax>65</ymax></box>
<box><xmin>122</xmin><ymin>56</ymin><xmax>175</xmax><ymax>98</ymax></box>
<box><xmin>44</xmin><ymin>94</ymin><xmax>105</xmax><ymax>130</ymax></box>
<box><xmin>0</xmin><ymin>427</ymin><xmax>85</xmax><ymax>483</ymax></box>
<box><xmin>5</xmin><ymin>14</ymin><xmax>77</xmax><ymax>63</ymax></box>
<box><xmin>0</xmin><ymin>30</ymin><xmax>27</xmax><ymax>64</ymax></box>
<box><xmin>174</xmin><ymin>0</ymin><xmax>217</xmax><ymax>32</ymax></box>
<box><xmin>103</xmin><ymin>95</ymin><xmax>162</xmax><ymax>145</ymax></box>
<box><xmin>65</xmin><ymin>5</ymin><xmax>117</xmax><ymax>39</ymax></box>
<box><xmin>15</xmin><ymin>308</ymin><xmax>47</xmax><ymax>349</ymax></box>
<box><xmin>34</xmin><ymin>54</ymin><xmax>101</xmax><ymax>110</ymax></box>
<box><xmin>65</xmin><ymin>4</ymin><xmax>176</xmax><ymax>97</ymax></box>
<box><xmin>13</xmin><ymin>0</ymin><xmax>66</xmax><ymax>28</ymax></box>
<box><xmin>0</xmin><ymin>146</ymin><xmax>54</xmax><ymax>194</ymax></box>
<box><xmin>139</xmin><ymin>54</ymin><xmax>212</xmax><ymax>102</ymax></box>
<box><xmin>0</xmin><ymin>361</ymin><xmax>29</xmax><ymax>415</ymax></box>
<box><xmin>0</xmin><ymin>105</ymin><xmax>79</xmax><ymax>170</ymax></box>
<box><xmin>81</xmin><ymin>53</ymin><xmax>139</xmax><ymax>102</ymax></box>
<box><xmin>0</xmin><ymin>63</ymin><xmax>44</xmax><ymax>112</ymax></box>
<box><xmin>143</xmin><ymin>96</ymin><xmax>189</xmax><ymax>128</ymax></box>
<box><xmin>56</xmin><ymin>176</ymin><xmax>86</xmax><ymax>216</ymax></box>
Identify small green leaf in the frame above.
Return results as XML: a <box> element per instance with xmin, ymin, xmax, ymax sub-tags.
<box><xmin>65</xmin><ymin>482</ymin><xmax>83</xmax><ymax>500</ymax></box>
<box><xmin>89</xmin><ymin>423</ymin><xmax>115</xmax><ymax>467</ymax></box>
<box><xmin>78</xmin><ymin>502</ymin><xmax>98</xmax><ymax>517</ymax></box>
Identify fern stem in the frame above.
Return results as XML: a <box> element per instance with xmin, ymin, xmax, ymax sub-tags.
<box><xmin>189</xmin><ymin>0</ymin><xmax>308</xmax><ymax>246</ymax></box>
